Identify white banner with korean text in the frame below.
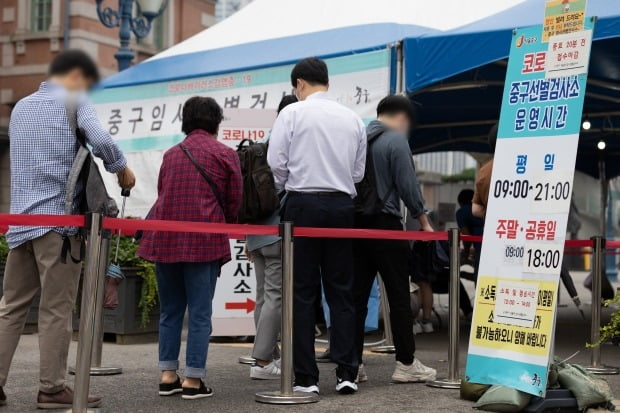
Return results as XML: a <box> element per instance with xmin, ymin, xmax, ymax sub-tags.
<box><xmin>92</xmin><ymin>49</ymin><xmax>391</xmax><ymax>335</ymax></box>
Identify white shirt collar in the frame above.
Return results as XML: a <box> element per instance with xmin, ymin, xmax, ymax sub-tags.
<box><xmin>305</xmin><ymin>91</ymin><xmax>331</xmax><ymax>101</ymax></box>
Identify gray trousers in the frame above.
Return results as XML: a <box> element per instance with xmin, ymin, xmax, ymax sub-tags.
<box><xmin>0</xmin><ymin>232</ymin><xmax>81</xmax><ymax>393</ymax></box>
<box><xmin>251</xmin><ymin>241</ymin><xmax>282</xmax><ymax>361</ymax></box>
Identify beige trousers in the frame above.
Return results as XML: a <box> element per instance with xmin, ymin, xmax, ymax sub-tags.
<box><xmin>0</xmin><ymin>231</ymin><xmax>81</xmax><ymax>393</ymax></box>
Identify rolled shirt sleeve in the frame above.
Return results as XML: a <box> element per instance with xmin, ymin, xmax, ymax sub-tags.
<box><xmin>78</xmin><ymin>97</ymin><xmax>127</xmax><ymax>174</ymax></box>
<box><xmin>352</xmin><ymin>118</ymin><xmax>367</xmax><ymax>184</ymax></box>
<box><xmin>267</xmin><ymin>109</ymin><xmax>293</xmax><ymax>187</ymax></box>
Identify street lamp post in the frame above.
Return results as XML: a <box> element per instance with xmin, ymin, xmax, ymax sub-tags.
<box><xmin>96</xmin><ymin>0</ymin><xmax>169</xmax><ymax>71</ymax></box>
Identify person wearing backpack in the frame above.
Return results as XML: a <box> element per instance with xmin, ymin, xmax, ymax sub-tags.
<box><xmin>246</xmin><ymin>95</ymin><xmax>297</xmax><ymax>380</ymax></box>
<box><xmin>353</xmin><ymin>95</ymin><xmax>436</xmax><ymax>384</ymax></box>
<box><xmin>0</xmin><ymin>50</ymin><xmax>135</xmax><ymax>409</ymax></box>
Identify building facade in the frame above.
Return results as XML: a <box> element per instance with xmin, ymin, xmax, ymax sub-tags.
<box><xmin>0</xmin><ymin>0</ymin><xmax>217</xmax><ymax>211</ymax></box>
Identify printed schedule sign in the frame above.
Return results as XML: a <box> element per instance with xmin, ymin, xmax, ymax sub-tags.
<box><xmin>92</xmin><ymin>49</ymin><xmax>391</xmax><ymax>336</ymax></box>
<box><xmin>465</xmin><ymin>18</ymin><xmax>593</xmax><ymax>396</ymax></box>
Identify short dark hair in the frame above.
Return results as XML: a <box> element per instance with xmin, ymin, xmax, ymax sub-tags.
<box><xmin>457</xmin><ymin>189</ymin><xmax>475</xmax><ymax>206</ymax></box>
<box><xmin>49</xmin><ymin>49</ymin><xmax>100</xmax><ymax>83</ymax></box>
<box><xmin>181</xmin><ymin>96</ymin><xmax>223</xmax><ymax>135</ymax></box>
<box><xmin>290</xmin><ymin>57</ymin><xmax>328</xmax><ymax>88</ymax></box>
<box><xmin>488</xmin><ymin>123</ymin><xmax>499</xmax><ymax>153</ymax></box>
<box><xmin>376</xmin><ymin>95</ymin><xmax>416</xmax><ymax>124</ymax></box>
<box><xmin>277</xmin><ymin>95</ymin><xmax>298</xmax><ymax>114</ymax></box>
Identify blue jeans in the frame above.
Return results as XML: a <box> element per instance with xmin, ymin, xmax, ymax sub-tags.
<box><xmin>156</xmin><ymin>262</ymin><xmax>219</xmax><ymax>379</ymax></box>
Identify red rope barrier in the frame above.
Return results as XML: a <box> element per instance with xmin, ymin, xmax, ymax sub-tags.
<box><xmin>606</xmin><ymin>240</ymin><xmax>620</xmax><ymax>249</ymax></box>
<box><xmin>0</xmin><ymin>213</ymin><xmax>85</xmax><ymax>228</ymax></box>
<box><xmin>0</xmin><ymin>214</ymin><xmax>613</xmax><ymax>251</ymax></box>
<box><xmin>294</xmin><ymin>227</ymin><xmax>448</xmax><ymax>241</ymax></box>
<box><xmin>102</xmin><ymin>217</ymin><xmax>278</xmax><ymax>239</ymax></box>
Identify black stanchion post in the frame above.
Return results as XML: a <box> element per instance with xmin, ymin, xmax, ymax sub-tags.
<box><xmin>585</xmin><ymin>236</ymin><xmax>619</xmax><ymax>375</ymax></box>
<box><xmin>428</xmin><ymin>228</ymin><xmax>462</xmax><ymax>389</ymax></box>
<box><xmin>68</xmin><ymin>213</ymin><xmax>104</xmax><ymax>413</ymax></box>
<box><xmin>255</xmin><ymin>222</ymin><xmax>319</xmax><ymax>404</ymax></box>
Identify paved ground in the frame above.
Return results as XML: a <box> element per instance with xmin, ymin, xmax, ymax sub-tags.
<box><xmin>2</xmin><ymin>272</ymin><xmax>620</xmax><ymax>412</ymax></box>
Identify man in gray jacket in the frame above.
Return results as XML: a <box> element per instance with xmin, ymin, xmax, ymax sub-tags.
<box><xmin>353</xmin><ymin>95</ymin><xmax>436</xmax><ymax>384</ymax></box>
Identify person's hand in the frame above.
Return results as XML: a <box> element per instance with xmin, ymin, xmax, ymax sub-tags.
<box><xmin>117</xmin><ymin>167</ymin><xmax>136</xmax><ymax>189</ymax></box>
<box><xmin>421</xmin><ymin>223</ymin><xmax>434</xmax><ymax>232</ymax></box>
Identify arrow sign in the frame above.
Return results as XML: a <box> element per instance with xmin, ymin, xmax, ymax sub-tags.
<box><xmin>225</xmin><ymin>298</ymin><xmax>255</xmax><ymax>313</ymax></box>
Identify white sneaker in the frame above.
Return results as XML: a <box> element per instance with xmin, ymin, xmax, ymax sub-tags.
<box><xmin>336</xmin><ymin>378</ymin><xmax>358</xmax><ymax>394</ymax></box>
<box><xmin>293</xmin><ymin>384</ymin><xmax>320</xmax><ymax>394</ymax></box>
<box><xmin>356</xmin><ymin>363</ymin><xmax>368</xmax><ymax>383</ymax></box>
<box><xmin>391</xmin><ymin>359</ymin><xmax>437</xmax><ymax>383</ymax></box>
<box><xmin>420</xmin><ymin>321</ymin><xmax>434</xmax><ymax>333</ymax></box>
<box><xmin>250</xmin><ymin>361</ymin><xmax>281</xmax><ymax>380</ymax></box>
<box><xmin>413</xmin><ymin>321</ymin><xmax>423</xmax><ymax>335</ymax></box>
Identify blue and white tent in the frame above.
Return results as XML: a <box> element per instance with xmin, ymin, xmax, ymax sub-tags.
<box><xmin>97</xmin><ymin>0</ymin><xmax>620</xmax><ymax>192</ymax></box>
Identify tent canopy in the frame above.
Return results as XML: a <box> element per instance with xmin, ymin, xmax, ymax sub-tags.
<box><xmin>99</xmin><ymin>0</ymin><xmax>620</xmax><ymax>178</ymax></box>
<box><xmin>100</xmin><ymin>0</ymin><xmax>525</xmax><ymax>88</ymax></box>
<box><xmin>404</xmin><ymin>0</ymin><xmax>620</xmax><ymax>178</ymax></box>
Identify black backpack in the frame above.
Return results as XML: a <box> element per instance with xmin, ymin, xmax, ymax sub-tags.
<box><xmin>236</xmin><ymin>139</ymin><xmax>280</xmax><ymax>223</ymax></box>
<box><xmin>62</xmin><ymin>96</ymin><xmax>118</xmax><ymax>263</ymax></box>
<box><xmin>354</xmin><ymin>129</ymin><xmax>393</xmax><ymax>216</ymax></box>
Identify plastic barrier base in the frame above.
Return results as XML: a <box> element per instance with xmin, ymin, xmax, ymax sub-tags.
<box><xmin>523</xmin><ymin>389</ymin><xmax>578</xmax><ymax>413</ymax></box>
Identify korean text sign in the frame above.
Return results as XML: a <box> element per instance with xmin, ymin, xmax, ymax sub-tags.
<box><xmin>92</xmin><ymin>49</ymin><xmax>391</xmax><ymax>336</ymax></box>
<box><xmin>465</xmin><ymin>20</ymin><xmax>593</xmax><ymax>397</ymax></box>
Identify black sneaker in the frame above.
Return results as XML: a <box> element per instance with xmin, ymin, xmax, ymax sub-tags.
<box><xmin>159</xmin><ymin>376</ymin><xmax>182</xmax><ymax>396</ymax></box>
<box><xmin>335</xmin><ymin>367</ymin><xmax>358</xmax><ymax>395</ymax></box>
<box><xmin>182</xmin><ymin>381</ymin><xmax>213</xmax><ymax>400</ymax></box>
<box><xmin>0</xmin><ymin>386</ymin><xmax>6</xmax><ymax>406</ymax></box>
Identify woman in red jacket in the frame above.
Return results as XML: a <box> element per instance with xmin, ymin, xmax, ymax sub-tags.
<box><xmin>138</xmin><ymin>96</ymin><xmax>242</xmax><ymax>400</ymax></box>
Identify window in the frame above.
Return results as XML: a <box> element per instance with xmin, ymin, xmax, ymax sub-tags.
<box><xmin>31</xmin><ymin>0</ymin><xmax>52</xmax><ymax>33</ymax></box>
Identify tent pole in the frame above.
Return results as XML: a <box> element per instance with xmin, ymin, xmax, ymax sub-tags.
<box><xmin>396</xmin><ymin>41</ymin><xmax>404</xmax><ymax>95</ymax></box>
<box><xmin>599</xmin><ymin>159</ymin><xmax>607</xmax><ymax>237</ymax></box>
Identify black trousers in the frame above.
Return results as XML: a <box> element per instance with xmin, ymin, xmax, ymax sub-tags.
<box><xmin>284</xmin><ymin>192</ymin><xmax>358</xmax><ymax>386</ymax></box>
<box><xmin>354</xmin><ymin>214</ymin><xmax>415</xmax><ymax>365</ymax></box>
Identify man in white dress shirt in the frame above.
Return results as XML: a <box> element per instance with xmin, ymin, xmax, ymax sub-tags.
<box><xmin>267</xmin><ymin>57</ymin><xmax>366</xmax><ymax>396</ymax></box>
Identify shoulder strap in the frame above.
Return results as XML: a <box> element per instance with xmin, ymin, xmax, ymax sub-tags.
<box><xmin>65</xmin><ymin>93</ymin><xmax>86</xmax><ymax>147</ymax></box>
<box><xmin>180</xmin><ymin>144</ymin><xmax>225</xmax><ymax>210</ymax></box>
<box><xmin>62</xmin><ymin>95</ymin><xmax>89</xmax><ymax>264</ymax></box>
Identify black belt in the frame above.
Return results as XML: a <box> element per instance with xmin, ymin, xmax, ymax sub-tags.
<box><xmin>288</xmin><ymin>191</ymin><xmax>349</xmax><ymax>198</ymax></box>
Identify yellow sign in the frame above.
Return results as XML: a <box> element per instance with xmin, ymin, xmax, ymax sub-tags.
<box><xmin>543</xmin><ymin>0</ymin><xmax>587</xmax><ymax>42</ymax></box>
<box><xmin>471</xmin><ymin>276</ymin><xmax>558</xmax><ymax>358</ymax></box>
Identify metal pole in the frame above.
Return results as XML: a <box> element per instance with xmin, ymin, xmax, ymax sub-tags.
<box><xmin>68</xmin><ymin>213</ymin><xmax>104</xmax><ymax>413</ymax></box>
<box><xmin>68</xmin><ymin>232</ymin><xmax>122</xmax><ymax>376</ymax></box>
<box><xmin>371</xmin><ymin>277</ymin><xmax>396</xmax><ymax>353</ymax></box>
<box><xmin>115</xmin><ymin>0</ymin><xmax>136</xmax><ymax>71</ymax></box>
<box><xmin>585</xmin><ymin>236</ymin><xmax>619</xmax><ymax>375</ymax></box>
<box><xmin>428</xmin><ymin>228</ymin><xmax>462</xmax><ymax>388</ymax></box>
<box><xmin>91</xmin><ymin>230</ymin><xmax>123</xmax><ymax>375</ymax></box>
<box><xmin>255</xmin><ymin>222</ymin><xmax>319</xmax><ymax>404</ymax></box>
